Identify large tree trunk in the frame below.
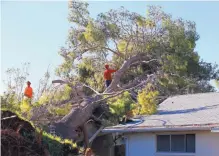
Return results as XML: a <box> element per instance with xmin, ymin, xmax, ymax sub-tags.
<box><xmin>54</xmin><ymin>97</ymin><xmax>102</xmax><ymax>141</ymax></box>
<box><xmin>53</xmin><ymin>53</ymin><xmax>155</xmax><ymax>142</ymax></box>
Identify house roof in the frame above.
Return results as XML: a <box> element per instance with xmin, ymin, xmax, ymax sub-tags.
<box><xmin>102</xmin><ymin>92</ymin><xmax>219</xmax><ymax>133</ymax></box>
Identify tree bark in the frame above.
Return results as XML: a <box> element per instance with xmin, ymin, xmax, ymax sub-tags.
<box><xmin>83</xmin><ymin>124</ymin><xmax>89</xmax><ymax>149</ymax></box>
<box><xmin>53</xmin><ymin>53</ymin><xmax>155</xmax><ymax>141</ymax></box>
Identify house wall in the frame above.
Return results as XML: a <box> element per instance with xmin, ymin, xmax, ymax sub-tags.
<box><xmin>126</xmin><ymin>133</ymin><xmax>155</xmax><ymax>156</ymax></box>
<box><xmin>91</xmin><ymin>134</ymin><xmax>114</xmax><ymax>156</ymax></box>
<box><xmin>196</xmin><ymin>131</ymin><xmax>219</xmax><ymax>156</ymax></box>
<box><xmin>125</xmin><ymin>131</ymin><xmax>219</xmax><ymax>156</ymax></box>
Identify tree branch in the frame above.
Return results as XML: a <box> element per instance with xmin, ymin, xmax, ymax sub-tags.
<box><xmin>102</xmin><ymin>47</ymin><xmax>124</xmax><ymax>58</ymax></box>
<box><xmin>82</xmin><ymin>84</ymin><xmax>101</xmax><ymax>95</ymax></box>
<box><xmin>104</xmin><ymin>53</ymin><xmax>152</xmax><ymax>93</ymax></box>
<box><xmin>52</xmin><ymin>79</ymin><xmax>101</xmax><ymax>95</ymax></box>
<box><xmin>130</xmin><ymin>59</ymin><xmax>158</xmax><ymax>67</ymax></box>
<box><xmin>88</xmin><ymin>74</ymin><xmax>156</xmax><ymax>108</ymax></box>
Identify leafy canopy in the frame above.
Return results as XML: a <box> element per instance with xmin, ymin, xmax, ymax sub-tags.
<box><xmin>54</xmin><ymin>1</ymin><xmax>219</xmax><ymax>117</ymax></box>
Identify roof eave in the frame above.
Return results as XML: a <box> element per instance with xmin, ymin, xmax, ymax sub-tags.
<box><xmin>102</xmin><ymin>126</ymin><xmax>212</xmax><ymax>134</ymax></box>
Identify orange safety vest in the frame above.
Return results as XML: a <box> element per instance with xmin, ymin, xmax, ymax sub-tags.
<box><xmin>24</xmin><ymin>86</ymin><xmax>33</xmax><ymax>98</ymax></box>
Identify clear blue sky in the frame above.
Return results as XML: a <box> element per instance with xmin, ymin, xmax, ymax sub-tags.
<box><xmin>1</xmin><ymin>1</ymin><xmax>219</xmax><ymax>93</ymax></box>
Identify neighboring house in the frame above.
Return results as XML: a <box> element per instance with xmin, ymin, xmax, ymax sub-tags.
<box><xmin>102</xmin><ymin>92</ymin><xmax>219</xmax><ymax>156</ymax></box>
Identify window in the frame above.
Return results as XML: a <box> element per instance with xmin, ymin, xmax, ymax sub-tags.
<box><xmin>156</xmin><ymin>134</ymin><xmax>195</xmax><ymax>153</ymax></box>
<box><xmin>186</xmin><ymin>134</ymin><xmax>195</xmax><ymax>152</ymax></box>
<box><xmin>157</xmin><ymin>135</ymin><xmax>170</xmax><ymax>152</ymax></box>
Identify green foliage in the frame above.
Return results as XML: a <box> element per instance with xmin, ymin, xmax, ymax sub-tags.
<box><xmin>1</xmin><ymin>93</ymin><xmax>21</xmax><ymax>112</ymax></box>
<box><xmin>49</xmin><ymin>103</ymin><xmax>72</xmax><ymax>116</ymax></box>
<box><xmin>38</xmin><ymin>85</ymin><xmax>72</xmax><ymax>104</ymax></box>
<box><xmin>76</xmin><ymin>56</ymin><xmax>106</xmax><ymax>93</ymax></box>
<box><xmin>1</xmin><ymin>93</ymin><xmax>35</xmax><ymax>119</ymax></box>
<box><xmin>68</xmin><ymin>0</ymin><xmax>89</xmax><ymax>26</ymax></box>
<box><xmin>20</xmin><ymin>98</ymin><xmax>32</xmax><ymax>119</ymax></box>
<box><xmin>134</xmin><ymin>84</ymin><xmax>159</xmax><ymax>115</ymax></box>
<box><xmin>57</xmin><ymin>1</ymin><xmax>219</xmax><ymax>96</ymax></box>
<box><xmin>77</xmin><ymin>59</ymin><xmax>95</xmax><ymax>79</ymax></box>
<box><xmin>108</xmin><ymin>91</ymin><xmax>135</xmax><ymax>120</ymax></box>
<box><xmin>136</xmin><ymin>16</ymin><xmax>156</xmax><ymax>28</ymax></box>
<box><xmin>117</xmin><ymin>40</ymin><xmax>134</xmax><ymax>55</ymax></box>
<box><xmin>83</xmin><ymin>21</ymin><xmax>106</xmax><ymax>45</ymax></box>
<box><xmin>42</xmin><ymin>131</ymin><xmax>78</xmax><ymax>156</ymax></box>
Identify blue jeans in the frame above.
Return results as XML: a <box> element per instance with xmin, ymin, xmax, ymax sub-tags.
<box><xmin>105</xmin><ymin>80</ymin><xmax>112</xmax><ymax>87</ymax></box>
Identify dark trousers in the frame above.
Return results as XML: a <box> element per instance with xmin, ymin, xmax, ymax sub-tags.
<box><xmin>105</xmin><ymin>80</ymin><xmax>112</xmax><ymax>87</ymax></box>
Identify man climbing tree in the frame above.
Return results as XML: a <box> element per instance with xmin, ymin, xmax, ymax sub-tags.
<box><xmin>104</xmin><ymin>64</ymin><xmax>117</xmax><ymax>87</ymax></box>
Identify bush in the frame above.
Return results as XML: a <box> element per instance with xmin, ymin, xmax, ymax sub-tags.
<box><xmin>108</xmin><ymin>91</ymin><xmax>136</xmax><ymax>121</ymax></box>
<box><xmin>134</xmin><ymin>84</ymin><xmax>159</xmax><ymax>115</ymax></box>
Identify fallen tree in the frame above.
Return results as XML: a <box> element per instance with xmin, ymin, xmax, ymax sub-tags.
<box><xmin>49</xmin><ymin>1</ymin><xmax>219</xmax><ymax>147</ymax></box>
<box><xmin>53</xmin><ymin>53</ymin><xmax>157</xmax><ymax>142</ymax></box>
<box><xmin>2</xmin><ymin>1</ymin><xmax>219</xmax><ymax>151</ymax></box>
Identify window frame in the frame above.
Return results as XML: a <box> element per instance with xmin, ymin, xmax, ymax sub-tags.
<box><xmin>156</xmin><ymin>133</ymin><xmax>196</xmax><ymax>153</ymax></box>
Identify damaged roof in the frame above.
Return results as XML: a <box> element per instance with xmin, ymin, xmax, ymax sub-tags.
<box><xmin>103</xmin><ymin>92</ymin><xmax>219</xmax><ymax>133</ymax></box>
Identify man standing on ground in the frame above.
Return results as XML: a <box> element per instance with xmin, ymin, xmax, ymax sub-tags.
<box><xmin>104</xmin><ymin>64</ymin><xmax>117</xmax><ymax>87</ymax></box>
<box><xmin>21</xmin><ymin>81</ymin><xmax>33</xmax><ymax>117</ymax></box>
<box><xmin>24</xmin><ymin>81</ymin><xmax>33</xmax><ymax>100</ymax></box>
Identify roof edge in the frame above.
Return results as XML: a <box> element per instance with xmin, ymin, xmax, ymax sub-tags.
<box><xmin>165</xmin><ymin>92</ymin><xmax>219</xmax><ymax>99</ymax></box>
<box><xmin>102</xmin><ymin>126</ymin><xmax>216</xmax><ymax>134</ymax></box>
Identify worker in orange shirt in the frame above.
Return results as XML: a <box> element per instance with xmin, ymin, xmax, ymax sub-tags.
<box><xmin>104</xmin><ymin>64</ymin><xmax>117</xmax><ymax>87</ymax></box>
<box><xmin>23</xmin><ymin>81</ymin><xmax>33</xmax><ymax>106</ymax></box>
<box><xmin>24</xmin><ymin>81</ymin><xmax>33</xmax><ymax>99</ymax></box>
<box><xmin>21</xmin><ymin>81</ymin><xmax>33</xmax><ymax>117</ymax></box>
